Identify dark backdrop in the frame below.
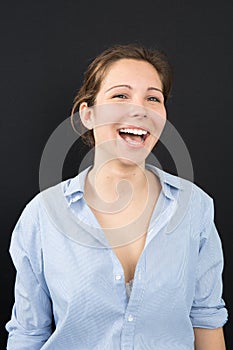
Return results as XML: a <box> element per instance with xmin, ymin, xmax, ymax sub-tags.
<box><xmin>1</xmin><ymin>1</ymin><xmax>232</xmax><ymax>348</ymax></box>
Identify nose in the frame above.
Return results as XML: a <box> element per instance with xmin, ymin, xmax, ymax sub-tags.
<box><xmin>127</xmin><ymin>103</ymin><xmax>147</xmax><ymax>118</ymax></box>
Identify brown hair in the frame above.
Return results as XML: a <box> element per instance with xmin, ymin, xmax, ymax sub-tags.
<box><xmin>71</xmin><ymin>43</ymin><xmax>173</xmax><ymax>147</ymax></box>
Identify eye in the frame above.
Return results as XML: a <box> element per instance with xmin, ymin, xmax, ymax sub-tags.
<box><xmin>147</xmin><ymin>96</ymin><xmax>161</xmax><ymax>103</ymax></box>
<box><xmin>112</xmin><ymin>94</ymin><xmax>128</xmax><ymax>99</ymax></box>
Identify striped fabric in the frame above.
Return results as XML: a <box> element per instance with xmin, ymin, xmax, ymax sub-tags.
<box><xmin>6</xmin><ymin>165</ymin><xmax>228</xmax><ymax>349</ymax></box>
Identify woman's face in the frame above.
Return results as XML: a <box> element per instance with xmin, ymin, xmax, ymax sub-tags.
<box><xmin>81</xmin><ymin>58</ymin><xmax>167</xmax><ymax>165</ymax></box>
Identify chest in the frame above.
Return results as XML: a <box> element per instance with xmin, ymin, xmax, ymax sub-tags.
<box><xmin>42</xmin><ymin>216</ymin><xmax>196</xmax><ymax>349</ymax></box>
<box><xmin>44</xmin><ymin>217</ymin><xmax>195</xmax><ymax>300</ymax></box>
<box><xmin>91</xmin><ymin>200</ymin><xmax>155</xmax><ymax>283</ymax></box>
<box><xmin>112</xmin><ymin>234</ymin><xmax>147</xmax><ymax>282</ymax></box>
<box><xmin>83</xmin><ymin>169</ymin><xmax>163</xmax><ymax>282</ymax></box>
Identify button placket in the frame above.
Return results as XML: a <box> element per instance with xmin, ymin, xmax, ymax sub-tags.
<box><xmin>127</xmin><ymin>314</ymin><xmax>134</xmax><ymax>322</ymax></box>
<box><xmin>115</xmin><ymin>274</ymin><xmax>122</xmax><ymax>281</ymax></box>
<box><xmin>120</xmin><ymin>257</ymin><xmax>146</xmax><ymax>349</ymax></box>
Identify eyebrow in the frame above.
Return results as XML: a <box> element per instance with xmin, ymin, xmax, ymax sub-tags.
<box><xmin>105</xmin><ymin>84</ymin><xmax>164</xmax><ymax>95</ymax></box>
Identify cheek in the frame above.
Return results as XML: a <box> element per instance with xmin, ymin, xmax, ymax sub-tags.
<box><xmin>94</xmin><ymin>103</ymin><xmax>125</xmax><ymax>126</ymax></box>
<box><xmin>158</xmin><ymin>105</ymin><xmax>167</xmax><ymax>119</ymax></box>
<box><xmin>93</xmin><ymin>125</ymin><xmax>116</xmax><ymax>142</ymax></box>
<box><xmin>149</xmin><ymin>111</ymin><xmax>166</xmax><ymax>139</ymax></box>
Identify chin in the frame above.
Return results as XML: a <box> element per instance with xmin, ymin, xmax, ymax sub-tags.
<box><xmin>94</xmin><ymin>138</ymin><xmax>154</xmax><ymax>167</ymax></box>
<box><xmin>115</xmin><ymin>149</ymin><xmax>151</xmax><ymax>168</ymax></box>
<box><xmin>117</xmin><ymin>157</ymin><xmax>144</xmax><ymax>167</ymax></box>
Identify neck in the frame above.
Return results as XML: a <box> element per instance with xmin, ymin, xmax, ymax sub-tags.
<box><xmin>92</xmin><ymin>157</ymin><xmax>147</xmax><ymax>183</ymax></box>
<box><xmin>86</xmin><ymin>157</ymin><xmax>149</xmax><ymax>204</ymax></box>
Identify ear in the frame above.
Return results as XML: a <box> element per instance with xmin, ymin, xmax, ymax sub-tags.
<box><xmin>79</xmin><ymin>102</ymin><xmax>94</xmax><ymax>130</ymax></box>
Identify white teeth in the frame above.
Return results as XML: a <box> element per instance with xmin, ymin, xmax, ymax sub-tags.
<box><xmin>119</xmin><ymin>128</ymin><xmax>147</xmax><ymax>135</ymax></box>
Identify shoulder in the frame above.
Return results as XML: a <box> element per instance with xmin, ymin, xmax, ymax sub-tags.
<box><xmin>149</xmin><ymin>164</ymin><xmax>213</xmax><ymax>203</ymax></box>
<box><xmin>11</xmin><ymin>178</ymin><xmax>72</xmax><ymax>241</ymax></box>
<box><xmin>18</xmin><ymin>178</ymin><xmax>72</xmax><ymax>220</ymax></box>
<box><xmin>148</xmin><ymin>165</ymin><xmax>215</xmax><ymax>229</ymax></box>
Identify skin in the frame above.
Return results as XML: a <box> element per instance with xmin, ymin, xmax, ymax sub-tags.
<box><xmin>80</xmin><ymin>59</ymin><xmax>166</xmax><ymax>170</ymax></box>
<box><xmin>79</xmin><ymin>58</ymin><xmax>226</xmax><ymax>349</ymax></box>
<box><xmin>80</xmin><ymin>59</ymin><xmax>165</xmax><ymax>249</ymax></box>
<box><xmin>194</xmin><ymin>328</ymin><xmax>226</xmax><ymax>350</ymax></box>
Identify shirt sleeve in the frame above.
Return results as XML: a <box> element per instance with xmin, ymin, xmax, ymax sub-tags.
<box><xmin>190</xmin><ymin>197</ymin><xmax>228</xmax><ymax>329</ymax></box>
<box><xmin>5</xmin><ymin>200</ymin><xmax>53</xmax><ymax>349</ymax></box>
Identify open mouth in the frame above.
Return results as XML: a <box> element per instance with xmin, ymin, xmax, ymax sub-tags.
<box><xmin>118</xmin><ymin>127</ymin><xmax>150</xmax><ymax>145</ymax></box>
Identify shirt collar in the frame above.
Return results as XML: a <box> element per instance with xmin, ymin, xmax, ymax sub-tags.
<box><xmin>64</xmin><ymin>164</ymin><xmax>183</xmax><ymax>205</ymax></box>
<box><xmin>63</xmin><ymin>167</ymin><xmax>90</xmax><ymax>205</ymax></box>
<box><xmin>146</xmin><ymin>164</ymin><xmax>183</xmax><ymax>200</ymax></box>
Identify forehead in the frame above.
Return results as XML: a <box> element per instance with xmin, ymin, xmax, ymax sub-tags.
<box><xmin>101</xmin><ymin>59</ymin><xmax>162</xmax><ymax>89</ymax></box>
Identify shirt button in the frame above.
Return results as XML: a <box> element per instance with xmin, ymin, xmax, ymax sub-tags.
<box><xmin>115</xmin><ymin>275</ymin><xmax>122</xmax><ymax>280</ymax></box>
<box><xmin>128</xmin><ymin>314</ymin><xmax>134</xmax><ymax>322</ymax></box>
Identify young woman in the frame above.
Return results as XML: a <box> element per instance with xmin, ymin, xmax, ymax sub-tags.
<box><xmin>6</xmin><ymin>44</ymin><xmax>228</xmax><ymax>349</ymax></box>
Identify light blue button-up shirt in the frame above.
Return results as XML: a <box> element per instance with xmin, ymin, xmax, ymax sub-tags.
<box><xmin>6</xmin><ymin>165</ymin><xmax>228</xmax><ymax>349</ymax></box>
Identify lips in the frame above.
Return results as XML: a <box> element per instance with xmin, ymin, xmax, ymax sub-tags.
<box><xmin>118</xmin><ymin>126</ymin><xmax>150</xmax><ymax>145</ymax></box>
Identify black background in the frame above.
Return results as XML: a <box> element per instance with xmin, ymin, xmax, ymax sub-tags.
<box><xmin>1</xmin><ymin>0</ymin><xmax>232</xmax><ymax>348</ymax></box>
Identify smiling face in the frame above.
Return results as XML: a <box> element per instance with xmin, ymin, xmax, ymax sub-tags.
<box><xmin>80</xmin><ymin>58</ymin><xmax>167</xmax><ymax>166</ymax></box>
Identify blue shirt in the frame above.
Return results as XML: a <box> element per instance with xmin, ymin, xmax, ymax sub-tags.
<box><xmin>6</xmin><ymin>165</ymin><xmax>228</xmax><ymax>350</ymax></box>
